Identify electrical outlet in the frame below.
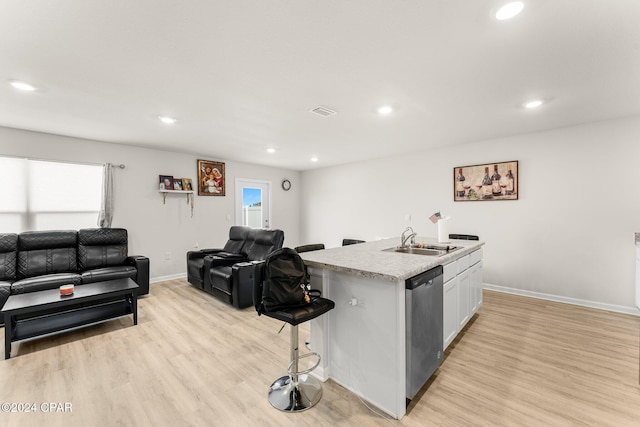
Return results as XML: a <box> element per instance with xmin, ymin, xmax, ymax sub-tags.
<box><xmin>193</xmin><ymin>242</ymin><xmax>199</xmax><ymax>249</ymax></box>
<box><xmin>164</xmin><ymin>251</ymin><xmax>172</xmax><ymax>260</ymax></box>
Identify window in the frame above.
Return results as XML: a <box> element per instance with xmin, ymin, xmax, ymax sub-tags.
<box><xmin>235</xmin><ymin>179</ymin><xmax>271</xmax><ymax>229</ymax></box>
<box><xmin>0</xmin><ymin>157</ymin><xmax>102</xmax><ymax>233</ymax></box>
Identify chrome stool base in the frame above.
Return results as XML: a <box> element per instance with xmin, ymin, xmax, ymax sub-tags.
<box><xmin>268</xmin><ymin>374</ymin><xmax>322</xmax><ymax>412</ymax></box>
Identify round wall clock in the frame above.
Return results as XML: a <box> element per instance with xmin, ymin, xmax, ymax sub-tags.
<box><xmin>281</xmin><ymin>179</ymin><xmax>291</xmax><ymax>191</ymax></box>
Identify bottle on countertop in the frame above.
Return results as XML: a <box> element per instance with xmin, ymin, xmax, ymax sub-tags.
<box><xmin>491</xmin><ymin>164</ymin><xmax>502</xmax><ymax>196</ymax></box>
<box><xmin>482</xmin><ymin>167</ymin><xmax>493</xmax><ymax>199</ymax></box>
<box><xmin>456</xmin><ymin>168</ymin><xmax>466</xmax><ymax>197</ymax></box>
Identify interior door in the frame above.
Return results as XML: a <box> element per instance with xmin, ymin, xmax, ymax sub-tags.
<box><xmin>235</xmin><ymin>179</ymin><xmax>271</xmax><ymax>228</ymax></box>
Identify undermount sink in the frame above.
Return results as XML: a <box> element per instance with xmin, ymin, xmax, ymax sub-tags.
<box><xmin>382</xmin><ymin>244</ymin><xmax>460</xmax><ymax>257</ymax></box>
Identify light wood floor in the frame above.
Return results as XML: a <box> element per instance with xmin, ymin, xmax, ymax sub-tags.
<box><xmin>1</xmin><ymin>279</ymin><xmax>638</xmax><ymax>426</ymax></box>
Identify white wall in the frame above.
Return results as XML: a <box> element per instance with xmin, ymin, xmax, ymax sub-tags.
<box><xmin>0</xmin><ymin>126</ymin><xmax>301</xmax><ymax>280</ymax></box>
<box><xmin>300</xmin><ymin>117</ymin><xmax>640</xmax><ymax>310</ymax></box>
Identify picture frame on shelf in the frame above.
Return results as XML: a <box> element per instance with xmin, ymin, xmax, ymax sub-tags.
<box><xmin>182</xmin><ymin>178</ymin><xmax>193</xmax><ymax>191</ymax></box>
<box><xmin>173</xmin><ymin>179</ymin><xmax>183</xmax><ymax>191</ymax></box>
<box><xmin>197</xmin><ymin>159</ymin><xmax>225</xmax><ymax>196</ymax></box>
<box><xmin>453</xmin><ymin>160</ymin><xmax>518</xmax><ymax>202</ymax></box>
<box><xmin>159</xmin><ymin>175</ymin><xmax>174</xmax><ymax>191</ymax></box>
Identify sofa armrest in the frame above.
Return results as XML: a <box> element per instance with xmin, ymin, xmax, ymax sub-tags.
<box><xmin>125</xmin><ymin>256</ymin><xmax>149</xmax><ymax>295</ymax></box>
<box><xmin>0</xmin><ymin>281</ymin><xmax>11</xmax><ymax>324</ymax></box>
<box><xmin>233</xmin><ymin>261</ymin><xmax>265</xmax><ymax>310</ymax></box>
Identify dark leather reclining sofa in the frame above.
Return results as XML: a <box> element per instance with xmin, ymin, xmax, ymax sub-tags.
<box><xmin>0</xmin><ymin>228</ymin><xmax>150</xmax><ymax>322</ymax></box>
<box><xmin>187</xmin><ymin>226</ymin><xmax>284</xmax><ymax>308</ymax></box>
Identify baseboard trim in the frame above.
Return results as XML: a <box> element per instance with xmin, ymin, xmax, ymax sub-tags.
<box><xmin>150</xmin><ymin>273</ymin><xmax>187</xmax><ymax>284</ymax></box>
<box><xmin>483</xmin><ymin>283</ymin><xmax>640</xmax><ymax>317</ymax></box>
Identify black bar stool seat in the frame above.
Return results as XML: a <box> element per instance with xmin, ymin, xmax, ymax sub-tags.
<box><xmin>263</xmin><ymin>297</ymin><xmax>335</xmax><ymax>412</ymax></box>
<box><xmin>263</xmin><ymin>298</ymin><xmax>334</xmax><ymax>325</ymax></box>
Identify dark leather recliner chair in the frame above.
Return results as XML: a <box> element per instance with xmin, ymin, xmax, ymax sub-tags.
<box><xmin>186</xmin><ymin>227</ymin><xmax>284</xmax><ymax>309</ymax></box>
<box><xmin>186</xmin><ymin>226</ymin><xmax>251</xmax><ymax>289</ymax></box>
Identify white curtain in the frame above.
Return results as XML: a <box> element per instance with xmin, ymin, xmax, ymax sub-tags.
<box><xmin>97</xmin><ymin>163</ymin><xmax>114</xmax><ymax>228</ymax></box>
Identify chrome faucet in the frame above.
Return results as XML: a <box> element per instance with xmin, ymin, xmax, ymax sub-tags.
<box><xmin>401</xmin><ymin>227</ymin><xmax>417</xmax><ymax>247</ymax></box>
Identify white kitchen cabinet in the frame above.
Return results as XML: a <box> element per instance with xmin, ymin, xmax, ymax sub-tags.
<box><xmin>443</xmin><ymin>276</ymin><xmax>458</xmax><ymax>350</ymax></box>
<box><xmin>442</xmin><ymin>248</ymin><xmax>483</xmax><ymax>351</ymax></box>
<box><xmin>469</xmin><ymin>259</ymin><xmax>483</xmax><ymax>315</ymax></box>
<box><xmin>457</xmin><ymin>269</ymin><xmax>470</xmax><ymax>329</ymax></box>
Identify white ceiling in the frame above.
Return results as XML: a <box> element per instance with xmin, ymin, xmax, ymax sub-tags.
<box><xmin>1</xmin><ymin>1</ymin><xmax>639</xmax><ymax>171</ymax></box>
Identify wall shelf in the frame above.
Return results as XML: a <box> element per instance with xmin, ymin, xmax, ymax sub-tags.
<box><xmin>159</xmin><ymin>190</ymin><xmax>194</xmax><ymax>217</ymax></box>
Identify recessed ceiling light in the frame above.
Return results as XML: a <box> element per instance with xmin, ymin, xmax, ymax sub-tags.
<box><xmin>377</xmin><ymin>105</ymin><xmax>393</xmax><ymax>115</ymax></box>
<box><xmin>9</xmin><ymin>80</ymin><xmax>37</xmax><ymax>91</ymax></box>
<box><xmin>524</xmin><ymin>99</ymin><xmax>544</xmax><ymax>109</ymax></box>
<box><xmin>495</xmin><ymin>2</ymin><xmax>524</xmax><ymax>20</ymax></box>
<box><xmin>158</xmin><ymin>116</ymin><xmax>177</xmax><ymax>124</ymax></box>
<box><xmin>310</xmin><ymin>157</ymin><xmax>319</xmax><ymax>162</ymax></box>
<box><xmin>267</xmin><ymin>148</ymin><xmax>276</xmax><ymax>154</ymax></box>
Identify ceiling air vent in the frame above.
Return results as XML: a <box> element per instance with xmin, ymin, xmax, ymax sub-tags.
<box><xmin>310</xmin><ymin>106</ymin><xmax>337</xmax><ymax>117</ymax></box>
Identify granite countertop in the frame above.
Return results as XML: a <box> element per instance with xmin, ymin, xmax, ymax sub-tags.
<box><xmin>300</xmin><ymin>237</ymin><xmax>484</xmax><ymax>282</ymax></box>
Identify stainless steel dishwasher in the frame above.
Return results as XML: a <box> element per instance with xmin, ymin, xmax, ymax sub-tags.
<box><xmin>405</xmin><ymin>265</ymin><xmax>443</xmax><ymax>400</ymax></box>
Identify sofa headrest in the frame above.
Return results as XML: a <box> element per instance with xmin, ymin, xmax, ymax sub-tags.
<box><xmin>18</xmin><ymin>230</ymin><xmax>78</xmax><ymax>251</ymax></box>
<box><xmin>228</xmin><ymin>226</ymin><xmax>250</xmax><ymax>241</ymax></box>
<box><xmin>254</xmin><ymin>229</ymin><xmax>283</xmax><ymax>245</ymax></box>
<box><xmin>78</xmin><ymin>228</ymin><xmax>128</xmax><ymax>246</ymax></box>
<box><xmin>78</xmin><ymin>228</ymin><xmax>128</xmax><ymax>270</ymax></box>
<box><xmin>245</xmin><ymin>229</ymin><xmax>285</xmax><ymax>261</ymax></box>
<box><xmin>0</xmin><ymin>233</ymin><xmax>18</xmax><ymax>253</ymax></box>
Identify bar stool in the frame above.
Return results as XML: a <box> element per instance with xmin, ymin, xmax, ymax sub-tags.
<box><xmin>294</xmin><ymin>243</ymin><xmax>325</xmax><ymax>253</ymax></box>
<box><xmin>261</xmin><ymin>299</ymin><xmax>335</xmax><ymax>412</ymax></box>
<box><xmin>342</xmin><ymin>239</ymin><xmax>365</xmax><ymax>246</ymax></box>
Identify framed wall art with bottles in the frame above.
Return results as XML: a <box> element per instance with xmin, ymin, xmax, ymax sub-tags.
<box><xmin>453</xmin><ymin>160</ymin><xmax>518</xmax><ymax>201</ymax></box>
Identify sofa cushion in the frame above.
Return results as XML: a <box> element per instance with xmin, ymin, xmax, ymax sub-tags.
<box><xmin>210</xmin><ymin>266</ymin><xmax>233</xmax><ymax>294</ymax></box>
<box><xmin>81</xmin><ymin>266</ymin><xmax>137</xmax><ymax>284</ymax></box>
<box><xmin>78</xmin><ymin>228</ymin><xmax>128</xmax><ymax>270</ymax></box>
<box><xmin>17</xmin><ymin>231</ymin><xmax>78</xmax><ymax>279</ymax></box>
<box><xmin>11</xmin><ymin>273</ymin><xmax>82</xmax><ymax>294</ymax></box>
<box><xmin>0</xmin><ymin>233</ymin><xmax>18</xmax><ymax>281</ymax></box>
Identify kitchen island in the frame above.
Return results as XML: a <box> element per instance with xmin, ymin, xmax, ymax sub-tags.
<box><xmin>300</xmin><ymin>237</ymin><xmax>484</xmax><ymax>419</ymax></box>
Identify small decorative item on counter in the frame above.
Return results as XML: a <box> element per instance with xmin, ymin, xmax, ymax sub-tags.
<box><xmin>60</xmin><ymin>284</ymin><xmax>74</xmax><ymax>296</ymax></box>
<box><xmin>429</xmin><ymin>211</ymin><xmax>441</xmax><ymax>224</ymax></box>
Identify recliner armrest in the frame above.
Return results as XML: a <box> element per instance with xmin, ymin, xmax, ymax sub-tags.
<box><xmin>125</xmin><ymin>255</ymin><xmax>149</xmax><ymax>295</ymax></box>
<box><xmin>203</xmin><ymin>254</ymin><xmax>249</xmax><ymax>270</ymax></box>
<box><xmin>233</xmin><ymin>260</ymin><xmax>265</xmax><ymax>309</ymax></box>
<box><xmin>186</xmin><ymin>248</ymin><xmax>225</xmax><ymax>262</ymax></box>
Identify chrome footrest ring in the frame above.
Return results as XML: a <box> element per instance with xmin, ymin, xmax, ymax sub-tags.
<box><xmin>287</xmin><ymin>351</ymin><xmax>321</xmax><ymax>376</ymax></box>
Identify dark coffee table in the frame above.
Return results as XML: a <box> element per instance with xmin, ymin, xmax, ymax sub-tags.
<box><xmin>1</xmin><ymin>278</ymin><xmax>138</xmax><ymax>359</ymax></box>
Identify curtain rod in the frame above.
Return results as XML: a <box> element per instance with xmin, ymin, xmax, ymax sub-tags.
<box><xmin>1</xmin><ymin>154</ymin><xmax>124</xmax><ymax>169</ymax></box>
